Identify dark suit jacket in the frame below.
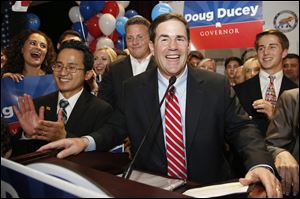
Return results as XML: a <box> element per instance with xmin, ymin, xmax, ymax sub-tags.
<box><xmin>234</xmin><ymin>74</ymin><xmax>298</xmax><ymax>135</ymax></box>
<box><xmin>99</xmin><ymin>55</ymin><xmax>156</xmax><ymax>108</ymax></box>
<box><xmin>266</xmin><ymin>88</ymin><xmax>299</xmax><ymax>163</ymax></box>
<box><xmin>12</xmin><ymin>89</ymin><xmax>113</xmax><ymax>156</ymax></box>
<box><xmin>92</xmin><ymin>66</ymin><xmax>275</xmax><ymax>185</ymax></box>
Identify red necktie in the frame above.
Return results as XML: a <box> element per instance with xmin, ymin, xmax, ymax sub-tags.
<box><xmin>165</xmin><ymin>86</ymin><xmax>187</xmax><ymax>179</ymax></box>
<box><xmin>265</xmin><ymin>75</ymin><xmax>277</xmax><ymax>106</ymax></box>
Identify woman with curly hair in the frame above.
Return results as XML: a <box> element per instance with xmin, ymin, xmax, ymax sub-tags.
<box><xmin>1</xmin><ymin>29</ymin><xmax>56</xmax><ymax>82</ymax></box>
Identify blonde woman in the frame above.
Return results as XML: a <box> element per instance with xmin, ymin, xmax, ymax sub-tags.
<box><xmin>243</xmin><ymin>57</ymin><xmax>261</xmax><ymax>80</ymax></box>
<box><xmin>87</xmin><ymin>47</ymin><xmax>117</xmax><ymax>96</ymax></box>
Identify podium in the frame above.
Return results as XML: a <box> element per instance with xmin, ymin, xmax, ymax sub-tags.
<box><xmin>7</xmin><ymin>150</ymin><xmax>189</xmax><ymax>198</ymax></box>
<box><xmin>6</xmin><ymin>150</ymin><xmax>266</xmax><ymax>198</ymax></box>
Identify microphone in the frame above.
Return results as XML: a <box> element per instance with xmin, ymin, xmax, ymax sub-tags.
<box><xmin>122</xmin><ymin>75</ymin><xmax>177</xmax><ymax>179</ymax></box>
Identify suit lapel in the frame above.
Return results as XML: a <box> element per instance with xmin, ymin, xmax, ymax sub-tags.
<box><xmin>121</xmin><ymin>56</ymin><xmax>133</xmax><ymax>79</ymax></box>
<box><xmin>43</xmin><ymin>92</ymin><xmax>59</xmax><ymax>121</ymax></box>
<box><xmin>141</xmin><ymin>69</ymin><xmax>166</xmax><ymax>157</ymax></box>
<box><xmin>185</xmin><ymin>67</ymin><xmax>205</xmax><ymax>159</ymax></box>
<box><xmin>65</xmin><ymin>90</ymin><xmax>89</xmax><ymax>130</ymax></box>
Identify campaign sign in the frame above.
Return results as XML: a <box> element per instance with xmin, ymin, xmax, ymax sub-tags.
<box><xmin>1</xmin><ymin>75</ymin><xmax>58</xmax><ymax>134</ymax></box>
<box><xmin>1</xmin><ymin>158</ymin><xmax>110</xmax><ymax>198</ymax></box>
<box><xmin>184</xmin><ymin>1</ymin><xmax>263</xmax><ymax>49</ymax></box>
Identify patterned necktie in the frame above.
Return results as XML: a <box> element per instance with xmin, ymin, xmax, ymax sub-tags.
<box><xmin>265</xmin><ymin>75</ymin><xmax>277</xmax><ymax>106</ymax></box>
<box><xmin>164</xmin><ymin>86</ymin><xmax>187</xmax><ymax>179</ymax></box>
<box><xmin>59</xmin><ymin>99</ymin><xmax>69</xmax><ymax>124</ymax></box>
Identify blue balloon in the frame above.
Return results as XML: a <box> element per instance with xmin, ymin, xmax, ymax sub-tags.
<box><xmin>116</xmin><ymin>16</ymin><xmax>128</xmax><ymax>37</ymax></box>
<box><xmin>115</xmin><ymin>37</ymin><xmax>126</xmax><ymax>50</ymax></box>
<box><xmin>90</xmin><ymin>1</ymin><xmax>105</xmax><ymax>13</ymax></box>
<box><xmin>71</xmin><ymin>22</ymin><xmax>88</xmax><ymax>40</ymax></box>
<box><xmin>79</xmin><ymin>1</ymin><xmax>97</xmax><ymax>21</ymax></box>
<box><xmin>25</xmin><ymin>13</ymin><xmax>40</xmax><ymax>30</ymax></box>
<box><xmin>151</xmin><ymin>3</ymin><xmax>174</xmax><ymax>21</ymax></box>
<box><xmin>125</xmin><ymin>9</ymin><xmax>138</xmax><ymax>18</ymax></box>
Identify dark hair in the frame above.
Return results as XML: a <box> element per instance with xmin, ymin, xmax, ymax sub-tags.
<box><xmin>188</xmin><ymin>51</ymin><xmax>204</xmax><ymax>62</ymax></box>
<box><xmin>58</xmin><ymin>29</ymin><xmax>82</xmax><ymax>45</ymax></box>
<box><xmin>283</xmin><ymin>53</ymin><xmax>299</xmax><ymax>61</ymax></box>
<box><xmin>149</xmin><ymin>12</ymin><xmax>190</xmax><ymax>43</ymax></box>
<box><xmin>2</xmin><ymin>29</ymin><xmax>56</xmax><ymax>75</ymax></box>
<box><xmin>59</xmin><ymin>40</ymin><xmax>93</xmax><ymax>72</ymax></box>
<box><xmin>224</xmin><ymin>57</ymin><xmax>243</xmax><ymax>68</ymax></box>
<box><xmin>255</xmin><ymin>29</ymin><xmax>289</xmax><ymax>50</ymax></box>
<box><xmin>1</xmin><ymin>118</ymin><xmax>12</xmax><ymax>157</ymax></box>
<box><xmin>125</xmin><ymin>16</ymin><xmax>151</xmax><ymax>34</ymax></box>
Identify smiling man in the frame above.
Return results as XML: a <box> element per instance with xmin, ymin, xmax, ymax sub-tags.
<box><xmin>38</xmin><ymin>13</ymin><xmax>281</xmax><ymax>197</ymax></box>
<box><xmin>12</xmin><ymin>40</ymin><xmax>112</xmax><ymax>156</ymax></box>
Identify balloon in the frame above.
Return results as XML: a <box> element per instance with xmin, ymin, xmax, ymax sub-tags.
<box><xmin>108</xmin><ymin>30</ymin><xmax>118</xmax><ymax>42</ymax></box>
<box><xmin>102</xmin><ymin>1</ymin><xmax>119</xmax><ymax>18</ymax></box>
<box><xmin>25</xmin><ymin>13</ymin><xmax>40</xmax><ymax>30</ymax></box>
<box><xmin>96</xmin><ymin>37</ymin><xmax>114</xmax><ymax>49</ymax></box>
<box><xmin>69</xmin><ymin>6</ymin><xmax>83</xmax><ymax>23</ymax></box>
<box><xmin>115</xmin><ymin>37</ymin><xmax>126</xmax><ymax>50</ymax></box>
<box><xmin>99</xmin><ymin>13</ymin><xmax>116</xmax><ymax>36</ymax></box>
<box><xmin>115</xmin><ymin>16</ymin><xmax>128</xmax><ymax>37</ymax></box>
<box><xmin>89</xmin><ymin>39</ymin><xmax>97</xmax><ymax>53</ymax></box>
<box><xmin>90</xmin><ymin>1</ymin><xmax>105</xmax><ymax>13</ymax></box>
<box><xmin>117</xmin><ymin>3</ymin><xmax>125</xmax><ymax>18</ymax></box>
<box><xmin>117</xmin><ymin>1</ymin><xmax>130</xmax><ymax>9</ymax></box>
<box><xmin>75</xmin><ymin>1</ymin><xmax>81</xmax><ymax>5</ymax></box>
<box><xmin>87</xmin><ymin>15</ymin><xmax>101</xmax><ymax>38</ymax></box>
<box><xmin>79</xmin><ymin>1</ymin><xmax>97</xmax><ymax>21</ymax></box>
<box><xmin>151</xmin><ymin>3</ymin><xmax>174</xmax><ymax>21</ymax></box>
<box><xmin>125</xmin><ymin>9</ymin><xmax>138</xmax><ymax>18</ymax></box>
<box><xmin>71</xmin><ymin>22</ymin><xmax>88</xmax><ymax>40</ymax></box>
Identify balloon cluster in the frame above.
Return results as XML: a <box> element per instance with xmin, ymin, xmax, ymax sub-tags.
<box><xmin>69</xmin><ymin>1</ymin><xmax>174</xmax><ymax>52</ymax></box>
<box><xmin>69</xmin><ymin>1</ymin><xmax>137</xmax><ymax>52</ymax></box>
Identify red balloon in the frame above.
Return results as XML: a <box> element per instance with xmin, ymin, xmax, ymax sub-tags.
<box><xmin>108</xmin><ymin>30</ymin><xmax>118</xmax><ymax>42</ymax></box>
<box><xmin>101</xmin><ymin>1</ymin><xmax>119</xmax><ymax>18</ymax></box>
<box><xmin>86</xmin><ymin>15</ymin><xmax>102</xmax><ymax>38</ymax></box>
<box><xmin>89</xmin><ymin>39</ymin><xmax>97</xmax><ymax>53</ymax></box>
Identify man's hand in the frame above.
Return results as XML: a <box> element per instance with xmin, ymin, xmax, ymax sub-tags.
<box><xmin>31</xmin><ymin>109</ymin><xmax>67</xmax><ymax>141</ymax></box>
<box><xmin>13</xmin><ymin>94</ymin><xmax>44</xmax><ymax>137</ymax></box>
<box><xmin>37</xmin><ymin>137</ymin><xmax>90</xmax><ymax>159</ymax></box>
<box><xmin>252</xmin><ymin>99</ymin><xmax>275</xmax><ymax>120</ymax></box>
<box><xmin>275</xmin><ymin>151</ymin><xmax>299</xmax><ymax>196</ymax></box>
<box><xmin>239</xmin><ymin>167</ymin><xmax>282</xmax><ymax>198</ymax></box>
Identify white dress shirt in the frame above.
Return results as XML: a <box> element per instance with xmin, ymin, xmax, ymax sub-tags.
<box><xmin>130</xmin><ymin>54</ymin><xmax>152</xmax><ymax>76</ymax></box>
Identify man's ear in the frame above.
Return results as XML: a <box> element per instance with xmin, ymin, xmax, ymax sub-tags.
<box><xmin>149</xmin><ymin>41</ymin><xmax>154</xmax><ymax>56</ymax></box>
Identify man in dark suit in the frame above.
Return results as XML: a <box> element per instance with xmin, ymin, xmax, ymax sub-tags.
<box><xmin>266</xmin><ymin>88</ymin><xmax>299</xmax><ymax>196</ymax></box>
<box><xmin>39</xmin><ymin>13</ymin><xmax>282</xmax><ymax>197</ymax></box>
<box><xmin>12</xmin><ymin>40</ymin><xmax>112</xmax><ymax>156</ymax></box>
<box><xmin>234</xmin><ymin>29</ymin><xmax>298</xmax><ymax>136</ymax></box>
<box><xmin>100</xmin><ymin>16</ymin><xmax>156</xmax><ymax>108</ymax></box>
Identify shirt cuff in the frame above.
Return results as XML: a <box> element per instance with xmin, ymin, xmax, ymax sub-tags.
<box><xmin>249</xmin><ymin>164</ymin><xmax>275</xmax><ymax>174</ymax></box>
<box><xmin>82</xmin><ymin>135</ymin><xmax>96</xmax><ymax>152</ymax></box>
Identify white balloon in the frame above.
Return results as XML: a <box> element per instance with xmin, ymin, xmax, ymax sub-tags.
<box><xmin>117</xmin><ymin>1</ymin><xmax>130</xmax><ymax>9</ymax></box>
<box><xmin>96</xmin><ymin>37</ymin><xmax>114</xmax><ymax>49</ymax></box>
<box><xmin>99</xmin><ymin>14</ymin><xmax>116</xmax><ymax>36</ymax></box>
<box><xmin>68</xmin><ymin>6</ymin><xmax>83</xmax><ymax>23</ymax></box>
<box><xmin>117</xmin><ymin>3</ymin><xmax>125</xmax><ymax>18</ymax></box>
<box><xmin>75</xmin><ymin>1</ymin><xmax>80</xmax><ymax>5</ymax></box>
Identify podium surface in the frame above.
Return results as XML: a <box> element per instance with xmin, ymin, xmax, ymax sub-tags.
<box><xmin>11</xmin><ymin>150</ymin><xmax>189</xmax><ymax>198</ymax></box>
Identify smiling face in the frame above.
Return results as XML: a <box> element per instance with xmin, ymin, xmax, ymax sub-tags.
<box><xmin>54</xmin><ymin>48</ymin><xmax>87</xmax><ymax>98</ymax></box>
<box><xmin>93</xmin><ymin>50</ymin><xmax>111</xmax><ymax>75</ymax></box>
<box><xmin>257</xmin><ymin>35</ymin><xmax>288</xmax><ymax>74</ymax></box>
<box><xmin>22</xmin><ymin>33</ymin><xmax>48</xmax><ymax>68</ymax></box>
<box><xmin>149</xmin><ymin>19</ymin><xmax>189</xmax><ymax>79</ymax></box>
<box><xmin>126</xmin><ymin>24</ymin><xmax>151</xmax><ymax>62</ymax></box>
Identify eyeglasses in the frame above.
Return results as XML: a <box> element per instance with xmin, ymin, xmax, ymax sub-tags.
<box><xmin>52</xmin><ymin>63</ymin><xmax>85</xmax><ymax>73</ymax></box>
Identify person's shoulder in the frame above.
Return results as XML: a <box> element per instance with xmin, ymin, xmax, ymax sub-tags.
<box><xmin>33</xmin><ymin>91</ymin><xmax>58</xmax><ymax>103</ymax></box>
<box><xmin>109</xmin><ymin>55</ymin><xmax>130</xmax><ymax>69</ymax></box>
<box><xmin>281</xmin><ymin>88</ymin><xmax>299</xmax><ymax>100</ymax></box>
<box><xmin>83</xmin><ymin>90</ymin><xmax>113</xmax><ymax>110</ymax></box>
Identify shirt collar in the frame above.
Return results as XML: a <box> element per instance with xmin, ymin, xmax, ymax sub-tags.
<box><xmin>259</xmin><ymin>69</ymin><xmax>283</xmax><ymax>81</ymax></box>
<box><xmin>130</xmin><ymin>53</ymin><xmax>152</xmax><ymax>64</ymax></box>
<box><xmin>157</xmin><ymin>65</ymin><xmax>188</xmax><ymax>88</ymax></box>
<box><xmin>58</xmin><ymin>88</ymin><xmax>83</xmax><ymax>110</ymax></box>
